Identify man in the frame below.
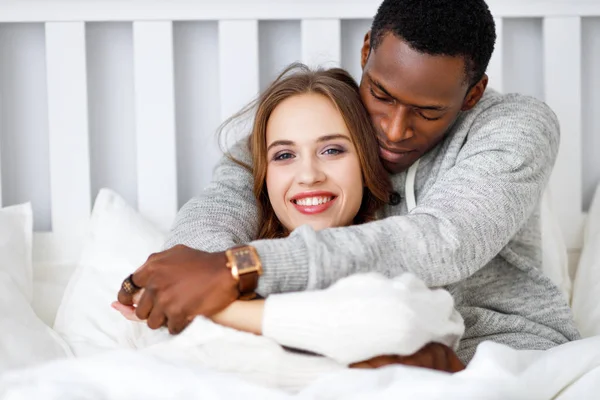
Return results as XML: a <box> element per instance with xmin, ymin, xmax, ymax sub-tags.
<box><xmin>118</xmin><ymin>0</ymin><xmax>579</xmax><ymax>369</ymax></box>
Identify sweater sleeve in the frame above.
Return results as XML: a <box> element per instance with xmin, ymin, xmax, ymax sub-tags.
<box><xmin>251</xmin><ymin>96</ymin><xmax>560</xmax><ymax>294</ymax></box>
<box><xmin>164</xmin><ymin>140</ymin><xmax>258</xmax><ymax>251</ymax></box>
<box><xmin>261</xmin><ymin>273</ymin><xmax>465</xmax><ymax>365</ymax></box>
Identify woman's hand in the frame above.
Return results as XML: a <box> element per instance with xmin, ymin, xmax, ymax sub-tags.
<box><xmin>112</xmin><ymin>290</ymin><xmax>144</xmax><ymax>322</ymax></box>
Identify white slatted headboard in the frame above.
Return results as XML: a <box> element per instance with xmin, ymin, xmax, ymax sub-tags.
<box><xmin>0</xmin><ymin>0</ymin><xmax>598</xmax><ymax>266</ymax></box>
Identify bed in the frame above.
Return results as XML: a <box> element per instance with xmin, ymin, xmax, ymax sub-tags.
<box><xmin>1</xmin><ymin>0</ymin><xmax>600</xmax><ymax>398</ymax></box>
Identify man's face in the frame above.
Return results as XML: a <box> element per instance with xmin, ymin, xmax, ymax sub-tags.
<box><xmin>359</xmin><ymin>32</ymin><xmax>485</xmax><ymax>174</ymax></box>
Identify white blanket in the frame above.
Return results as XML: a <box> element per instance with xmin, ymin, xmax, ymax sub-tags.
<box><xmin>56</xmin><ymin>273</ymin><xmax>463</xmax><ymax>392</ymax></box>
<box><xmin>2</xmin><ymin>336</ymin><xmax>600</xmax><ymax>400</ymax></box>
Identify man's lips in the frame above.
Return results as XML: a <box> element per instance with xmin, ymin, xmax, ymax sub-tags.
<box><xmin>378</xmin><ymin>146</ymin><xmax>415</xmax><ymax>163</ymax></box>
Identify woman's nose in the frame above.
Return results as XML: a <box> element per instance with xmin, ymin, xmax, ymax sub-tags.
<box><xmin>297</xmin><ymin>157</ymin><xmax>326</xmax><ymax>186</ymax></box>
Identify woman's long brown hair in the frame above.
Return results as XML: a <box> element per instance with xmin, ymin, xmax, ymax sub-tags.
<box><xmin>220</xmin><ymin>63</ymin><xmax>392</xmax><ymax>240</ymax></box>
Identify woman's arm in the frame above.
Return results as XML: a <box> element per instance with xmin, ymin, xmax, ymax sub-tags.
<box><xmin>212</xmin><ymin>274</ymin><xmax>464</xmax><ymax>368</ymax></box>
<box><xmin>259</xmin><ymin>273</ymin><xmax>464</xmax><ymax>366</ymax></box>
<box><xmin>112</xmin><ymin>292</ymin><xmax>266</xmax><ymax>336</ymax></box>
<box><xmin>113</xmin><ymin>274</ymin><xmax>464</xmax><ymax>370</ymax></box>
<box><xmin>210</xmin><ymin>300</ymin><xmax>265</xmax><ymax>335</ymax></box>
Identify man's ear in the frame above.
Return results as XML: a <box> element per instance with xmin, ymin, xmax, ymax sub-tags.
<box><xmin>361</xmin><ymin>31</ymin><xmax>371</xmax><ymax>70</ymax></box>
<box><xmin>461</xmin><ymin>74</ymin><xmax>488</xmax><ymax>111</ymax></box>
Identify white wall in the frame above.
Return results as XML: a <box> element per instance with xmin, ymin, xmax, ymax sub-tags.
<box><xmin>582</xmin><ymin>17</ymin><xmax>600</xmax><ymax>211</ymax></box>
<box><xmin>0</xmin><ymin>14</ymin><xmax>598</xmax><ymax>230</ymax></box>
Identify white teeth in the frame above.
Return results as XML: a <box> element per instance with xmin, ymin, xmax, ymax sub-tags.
<box><xmin>295</xmin><ymin>196</ymin><xmax>333</xmax><ymax>206</ymax></box>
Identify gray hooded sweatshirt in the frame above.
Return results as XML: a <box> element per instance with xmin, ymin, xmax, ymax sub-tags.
<box><xmin>165</xmin><ymin>89</ymin><xmax>580</xmax><ymax>363</ymax></box>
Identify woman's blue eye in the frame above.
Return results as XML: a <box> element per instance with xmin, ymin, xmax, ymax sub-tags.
<box><xmin>322</xmin><ymin>148</ymin><xmax>345</xmax><ymax>156</ymax></box>
<box><xmin>274</xmin><ymin>152</ymin><xmax>294</xmax><ymax>161</ymax></box>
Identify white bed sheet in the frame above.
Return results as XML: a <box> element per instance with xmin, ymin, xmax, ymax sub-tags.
<box><xmin>2</xmin><ymin>336</ymin><xmax>600</xmax><ymax>399</ymax></box>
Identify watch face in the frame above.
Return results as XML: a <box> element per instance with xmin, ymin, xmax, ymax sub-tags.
<box><xmin>237</xmin><ymin>250</ymin><xmax>254</xmax><ymax>271</ymax></box>
<box><xmin>233</xmin><ymin>247</ymin><xmax>261</xmax><ymax>274</ymax></box>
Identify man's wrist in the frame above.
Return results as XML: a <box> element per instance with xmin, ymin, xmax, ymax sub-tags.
<box><xmin>212</xmin><ymin>251</ymin><xmax>240</xmax><ymax>298</ymax></box>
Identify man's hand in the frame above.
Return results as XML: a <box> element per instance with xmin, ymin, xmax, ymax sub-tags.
<box><xmin>117</xmin><ymin>244</ymin><xmax>239</xmax><ymax>334</ymax></box>
<box><xmin>349</xmin><ymin>343</ymin><xmax>465</xmax><ymax>373</ymax></box>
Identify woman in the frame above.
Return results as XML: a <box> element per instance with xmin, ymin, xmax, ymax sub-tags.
<box><xmin>114</xmin><ymin>63</ymin><xmax>464</xmax><ymax>372</ymax></box>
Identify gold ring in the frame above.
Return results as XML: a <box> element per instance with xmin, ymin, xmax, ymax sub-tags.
<box><xmin>121</xmin><ymin>274</ymin><xmax>141</xmax><ymax>295</ymax></box>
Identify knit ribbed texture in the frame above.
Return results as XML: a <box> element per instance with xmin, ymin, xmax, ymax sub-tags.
<box><xmin>262</xmin><ymin>273</ymin><xmax>465</xmax><ymax>365</ymax></box>
<box><xmin>164</xmin><ymin>89</ymin><xmax>581</xmax><ymax>363</ymax></box>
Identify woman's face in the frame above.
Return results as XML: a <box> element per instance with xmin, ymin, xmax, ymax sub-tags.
<box><xmin>265</xmin><ymin>93</ymin><xmax>364</xmax><ymax>232</ymax></box>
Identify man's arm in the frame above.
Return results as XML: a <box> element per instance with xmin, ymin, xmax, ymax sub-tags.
<box><xmin>164</xmin><ymin>140</ymin><xmax>259</xmax><ymax>252</ymax></box>
<box><xmin>165</xmin><ymin>96</ymin><xmax>559</xmax><ymax>297</ymax></box>
<box><xmin>250</xmin><ymin>96</ymin><xmax>559</xmax><ymax>294</ymax></box>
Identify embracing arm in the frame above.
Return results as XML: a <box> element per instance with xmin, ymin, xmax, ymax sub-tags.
<box><xmin>164</xmin><ymin>95</ymin><xmax>559</xmax><ymax>296</ymax></box>
<box><xmin>164</xmin><ymin>140</ymin><xmax>259</xmax><ymax>253</ymax></box>
<box><xmin>250</xmin><ymin>95</ymin><xmax>560</xmax><ymax>294</ymax></box>
<box><xmin>210</xmin><ymin>274</ymin><xmax>464</xmax><ymax>366</ymax></box>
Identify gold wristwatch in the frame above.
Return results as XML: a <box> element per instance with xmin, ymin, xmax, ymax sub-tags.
<box><xmin>225</xmin><ymin>245</ymin><xmax>263</xmax><ymax>300</ymax></box>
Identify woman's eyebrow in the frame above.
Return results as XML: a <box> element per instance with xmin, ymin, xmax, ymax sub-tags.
<box><xmin>267</xmin><ymin>140</ymin><xmax>294</xmax><ymax>151</ymax></box>
<box><xmin>317</xmin><ymin>134</ymin><xmax>351</xmax><ymax>143</ymax></box>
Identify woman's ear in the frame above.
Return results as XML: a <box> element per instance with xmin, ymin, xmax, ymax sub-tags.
<box><xmin>361</xmin><ymin>31</ymin><xmax>371</xmax><ymax>70</ymax></box>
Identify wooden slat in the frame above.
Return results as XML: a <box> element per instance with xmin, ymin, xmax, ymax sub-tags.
<box><xmin>544</xmin><ymin>16</ymin><xmax>583</xmax><ymax>250</ymax></box>
<box><xmin>45</xmin><ymin>22</ymin><xmax>91</xmax><ymax>235</ymax></box>
<box><xmin>487</xmin><ymin>17</ymin><xmax>504</xmax><ymax>92</ymax></box>
<box><xmin>133</xmin><ymin>21</ymin><xmax>178</xmax><ymax>231</ymax></box>
<box><xmin>218</xmin><ymin>20</ymin><xmax>259</xmax><ymax>125</ymax></box>
<box><xmin>301</xmin><ymin>19</ymin><xmax>341</xmax><ymax>69</ymax></box>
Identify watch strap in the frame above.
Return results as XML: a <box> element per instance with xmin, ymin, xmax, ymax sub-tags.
<box><xmin>238</xmin><ymin>272</ymin><xmax>260</xmax><ymax>300</ymax></box>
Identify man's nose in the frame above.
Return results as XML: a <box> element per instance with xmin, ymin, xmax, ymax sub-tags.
<box><xmin>297</xmin><ymin>157</ymin><xmax>326</xmax><ymax>186</ymax></box>
<box><xmin>381</xmin><ymin>106</ymin><xmax>414</xmax><ymax>143</ymax></box>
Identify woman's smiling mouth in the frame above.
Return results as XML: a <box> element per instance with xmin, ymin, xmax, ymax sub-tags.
<box><xmin>291</xmin><ymin>192</ymin><xmax>337</xmax><ymax>215</ymax></box>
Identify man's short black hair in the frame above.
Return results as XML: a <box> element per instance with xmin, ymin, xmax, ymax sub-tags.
<box><xmin>370</xmin><ymin>0</ymin><xmax>496</xmax><ymax>87</ymax></box>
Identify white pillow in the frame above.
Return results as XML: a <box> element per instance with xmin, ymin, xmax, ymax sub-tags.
<box><xmin>32</xmin><ymin>261</ymin><xmax>78</xmax><ymax>327</ymax></box>
<box><xmin>0</xmin><ymin>203</ymin><xmax>33</xmax><ymax>303</ymax></box>
<box><xmin>53</xmin><ymin>189</ymin><xmax>166</xmax><ymax>356</ymax></box>
<box><xmin>51</xmin><ymin>189</ymin><xmax>343</xmax><ymax>391</ymax></box>
<box><xmin>571</xmin><ymin>184</ymin><xmax>600</xmax><ymax>337</ymax></box>
<box><xmin>540</xmin><ymin>188</ymin><xmax>572</xmax><ymax>302</ymax></box>
<box><xmin>0</xmin><ymin>203</ymin><xmax>71</xmax><ymax>372</ymax></box>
